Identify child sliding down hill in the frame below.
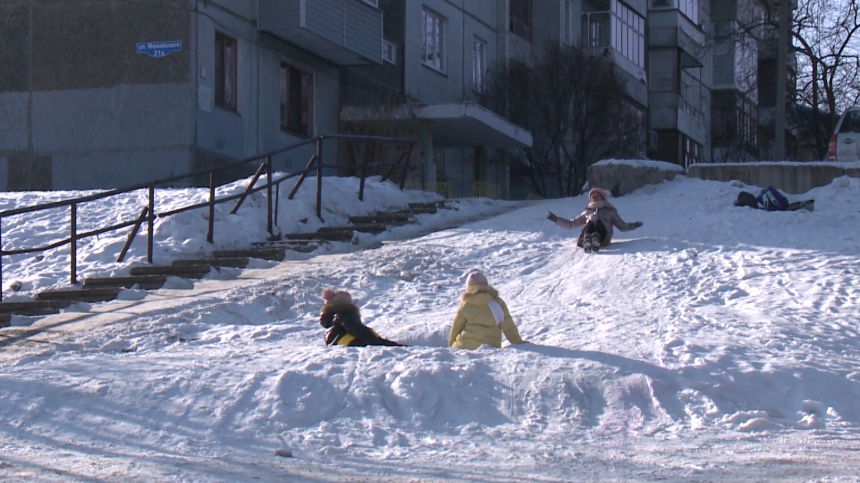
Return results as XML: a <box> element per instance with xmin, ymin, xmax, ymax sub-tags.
<box><xmin>448</xmin><ymin>271</ymin><xmax>525</xmax><ymax>350</ymax></box>
<box><xmin>319</xmin><ymin>288</ymin><xmax>403</xmax><ymax>346</ymax></box>
<box><xmin>546</xmin><ymin>187</ymin><xmax>643</xmax><ymax>253</ymax></box>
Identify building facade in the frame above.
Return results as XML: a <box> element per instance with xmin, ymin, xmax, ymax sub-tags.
<box><xmin>0</xmin><ymin>0</ymin><xmax>796</xmax><ymax>193</ymax></box>
<box><xmin>0</xmin><ymin>0</ymin><xmax>381</xmax><ymax>191</ymax></box>
<box><xmin>340</xmin><ymin>1</ymin><xmax>533</xmax><ymax>199</ymax></box>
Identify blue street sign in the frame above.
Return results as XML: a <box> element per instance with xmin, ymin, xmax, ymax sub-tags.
<box><xmin>136</xmin><ymin>41</ymin><xmax>182</xmax><ymax>58</ymax></box>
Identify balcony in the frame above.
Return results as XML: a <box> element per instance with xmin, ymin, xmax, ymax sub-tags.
<box><xmin>649</xmin><ymin>93</ymin><xmax>707</xmax><ymax>143</ymax></box>
<box><xmin>258</xmin><ymin>0</ymin><xmax>382</xmax><ymax>65</ymax></box>
<box><xmin>648</xmin><ymin>7</ymin><xmax>705</xmax><ymax>63</ymax></box>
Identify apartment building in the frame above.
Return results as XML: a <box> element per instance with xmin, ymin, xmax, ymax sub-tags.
<box><xmin>535</xmin><ymin>1</ymin><xmax>649</xmax><ymax>109</ymax></box>
<box><xmin>340</xmin><ymin>1</ymin><xmax>533</xmax><ymax>199</ymax></box>
<box><xmin>755</xmin><ymin>0</ymin><xmax>797</xmax><ymax>160</ymax></box>
<box><xmin>710</xmin><ymin>0</ymin><xmax>762</xmax><ymax>163</ymax></box>
<box><xmin>0</xmin><ymin>0</ymin><xmax>380</xmax><ymax>190</ymax></box>
<box><xmin>646</xmin><ymin>0</ymin><xmax>711</xmax><ymax>167</ymax></box>
<box><xmin>0</xmin><ymin>0</ymin><xmax>796</xmax><ymax>192</ymax></box>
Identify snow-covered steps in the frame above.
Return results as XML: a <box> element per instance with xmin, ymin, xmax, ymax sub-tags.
<box><xmin>283</xmin><ymin>229</ymin><xmax>355</xmax><ymax>243</ymax></box>
<box><xmin>407</xmin><ymin>201</ymin><xmax>440</xmax><ymax>214</ymax></box>
<box><xmin>129</xmin><ymin>264</ymin><xmax>211</xmax><ymax>279</ymax></box>
<box><xmin>173</xmin><ymin>257</ymin><xmax>249</xmax><ymax>268</ymax></box>
<box><xmin>0</xmin><ymin>299</ymin><xmax>72</xmax><ymax>317</ymax></box>
<box><xmin>36</xmin><ymin>287</ymin><xmax>123</xmax><ymax>304</ymax></box>
<box><xmin>84</xmin><ymin>275</ymin><xmax>168</xmax><ymax>290</ymax></box>
<box><xmin>252</xmin><ymin>240</ymin><xmax>320</xmax><ymax>253</ymax></box>
<box><xmin>349</xmin><ymin>213</ymin><xmax>412</xmax><ymax>224</ymax></box>
<box><xmin>212</xmin><ymin>248</ymin><xmax>286</xmax><ymax>262</ymax></box>
<box><xmin>319</xmin><ymin>223</ymin><xmax>387</xmax><ymax>234</ymax></box>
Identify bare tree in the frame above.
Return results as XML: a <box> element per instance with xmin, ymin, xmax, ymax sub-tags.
<box><xmin>789</xmin><ymin>0</ymin><xmax>860</xmax><ymax>159</ymax></box>
<box><xmin>483</xmin><ymin>41</ymin><xmax>643</xmax><ymax>198</ymax></box>
<box><xmin>707</xmin><ymin>5</ymin><xmax>764</xmax><ymax>163</ymax></box>
<box><xmin>340</xmin><ymin>96</ymin><xmax>422</xmax><ymax>185</ymax></box>
<box><xmin>703</xmin><ymin>0</ymin><xmax>860</xmax><ymax>161</ymax></box>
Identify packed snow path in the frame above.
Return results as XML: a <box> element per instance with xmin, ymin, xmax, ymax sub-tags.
<box><xmin>1</xmin><ymin>176</ymin><xmax>860</xmax><ymax>482</ymax></box>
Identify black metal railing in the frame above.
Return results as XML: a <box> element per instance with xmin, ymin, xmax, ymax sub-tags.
<box><xmin>0</xmin><ymin>134</ymin><xmax>417</xmax><ymax>301</ymax></box>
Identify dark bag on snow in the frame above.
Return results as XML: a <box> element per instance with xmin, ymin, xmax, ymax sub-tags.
<box><xmin>756</xmin><ymin>186</ymin><xmax>789</xmax><ymax>211</ymax></box>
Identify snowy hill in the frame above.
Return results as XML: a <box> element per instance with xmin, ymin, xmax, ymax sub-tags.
<box><xmin>1</xmin><ymin>173</ymin><xmax>860</xmax><ymax>482</ymax></box>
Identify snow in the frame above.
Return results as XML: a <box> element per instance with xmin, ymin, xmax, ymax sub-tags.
<box><xmin>2</xmin><ymin>172</ymin><xmax>860</xmax><ymax>482</ymax></box>
<box><xmin>594</xmin><ymin>158</ymin><xmax>686</xmax><ymax>171</ymax></box>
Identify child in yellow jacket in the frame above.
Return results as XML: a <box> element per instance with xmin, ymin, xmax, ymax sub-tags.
<box><xmin>448</xmin><ymin>271</ymin><xmax>524</xmax><ymax>350</ymax></box>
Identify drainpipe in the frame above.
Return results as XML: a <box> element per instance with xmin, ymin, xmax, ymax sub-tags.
<box><xmin>192</xmin><ymin>1</ymin><xmax>199</xmax><ymax>170</ymax></box>
<box><xmin>27</xmin><ymin>0</ymin><xmax>34</xmax><ymax>166</ymax></box>
<box><xmin>775</xmin><ymin>0</ymin><xmax>789</xmax><ymax>161</ymax></box>
<box><xmin>421</xmin><ymin>120</ymin><xmax>429</xmax><ymax>190</ymax></box>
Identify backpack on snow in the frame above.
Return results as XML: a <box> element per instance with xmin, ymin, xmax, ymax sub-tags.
<box><xmin>756</xmin><ymin>186</ymin><xmax>789</xmax><ymax>211</ymax></box>
<box><xmin>734</xmin><ymin>191</ymin><xmax>759</xmax><ymax>208</ymax></box>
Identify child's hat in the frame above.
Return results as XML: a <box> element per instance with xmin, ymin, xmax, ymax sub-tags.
<box><xmin>588</xmin><ymin>187</ymin><xmax>607</xmax><ymax>200</ymax></box>
<box><xmin>466</xmin><ymin>271</ymin><xmax>488</xmax><ymax>287</ymax></box>
<box><xmin>322</xmin><ymin>288</ymin><xmax>353</xmax><ymax>305</ymax></box>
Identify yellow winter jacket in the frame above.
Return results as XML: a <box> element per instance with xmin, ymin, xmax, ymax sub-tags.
<box><xmin>448</xmin><ymin>285</ymin><xmax>523</xmax><ymax>350</ymax></box>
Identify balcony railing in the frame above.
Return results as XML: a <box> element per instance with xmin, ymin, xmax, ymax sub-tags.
<box><xmin>680</xmin><ymin>97</ymin><xmax>705</xmax><ymax>123</ymax></box>
<box><xmin>650</xmin><ymin>0</ymin><xmax>699</xmax><ymax>25</ymax></box>
<box><xmin>258</xmin><ymin>0</ymin><xmax>383</xmax><ymax>65</ymax></box>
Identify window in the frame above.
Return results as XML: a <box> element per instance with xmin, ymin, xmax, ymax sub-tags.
<box><xmin>583</xmin><ymin>12</ymin><xmax>609</xmax><ymax>48</ymax></box>
<box><xmin>509</xmin><ymin>0</ymin><xmax>533</xmax><ymax>41</ymax></box>
<box><xmin>215</xmin><ymin>32</ymin><xmax>237</xmax><ymax>110</ymax></box>
<box><xmin>472</xmin><ymin>38</ymin><xmax>486</xmax><ymax>93</ymax></box>
<box><xmin>564</xmin><ymin>0</ymin><xmax>575</xmax><ymax>45</ymax></box>
<box><xmin>280</xmin><ymin>62</ymin><xmax>313</xmax><ymax>137</ymax></box>
<box><xmin>711</xmin><ymin>92</ymin><xmax>755</xmax><ymax>151</ymax></box>
<box><xmin>382</xmin><ymin>39</ymin><xmax>397</xmax><ymax>64</ymax></box>
<box><xmin>421</xmin><ymin>8</ymin><xmax>445</xmax><ymax>73</ymax></box>
<box><xmin>649</xmin><ymin>0</ymin><xmax>698</xmax><ymax>23</ymax></box>
<box><xmin>680</xmin><ymin>67</ymin><xmax>705</xmax><ymax>122</ymax></box>
<box><xmin>736</xmin><ymin>94</ymin><xmax>758</xmax><ymax>149</ymax></box>
<box><xmin>683</xmin><ymin>135</ymin><xmax>702</xmax><ymax>168</ymax></box>
<box><xmin>608</xmin><ymin>0</ymin><xmax>645</xmax><ymax>68</ymax></box>
<box><xmin>679</xmin><ymin>0</ymin><xmax>698</xmax><ymax>24</ymax></box>
<box><xmin>841</xmin><ymin>111</ymin><xmax>860</xmax><ymax>133</ymax></box>
<box><xmin>361</xmin><ymin>0</ymin><xmax>378</xmax><ymax>6</ymax></box>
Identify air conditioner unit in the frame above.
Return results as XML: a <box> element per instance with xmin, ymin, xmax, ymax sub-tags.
<box><xmin>647</xmin><ymin>130</ymin><xmax>658</xmax><ymax>150</ymax></box>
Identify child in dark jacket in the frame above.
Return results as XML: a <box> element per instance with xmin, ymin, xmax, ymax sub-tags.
<box><xmin>319</xmin><ymin>288</ymin><xmax>402</xmax><ymax>346</ymax></box>
<box><xmin>547</xmin><ymin>187</ymin><xmax>643</xmax><ymax>253</ymax></box>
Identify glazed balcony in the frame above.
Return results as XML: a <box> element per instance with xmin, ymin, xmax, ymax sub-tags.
<box><xmin>258</xmin><ymin>0</ymin><xmax>383</xmax><ymax>65</ymax></box>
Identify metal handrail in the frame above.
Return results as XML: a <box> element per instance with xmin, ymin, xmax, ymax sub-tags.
<box><xmin>0</xmin><ymin>134</ymin><xmax>418</xmax><ymax>300</ymax></box>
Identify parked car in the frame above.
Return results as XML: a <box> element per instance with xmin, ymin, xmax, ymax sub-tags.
<box><xmin>827</xmin><ymin>107</ymin><xmax>860</xmax><ymax>162</ymax></box>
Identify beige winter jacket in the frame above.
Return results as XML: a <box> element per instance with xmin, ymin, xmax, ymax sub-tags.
<box><xmin>553</xmin><ymin>200</ymin><xmax>639</xmax><ymax>246</ymax></box>
<box><xmin>448</xmin><ymin>285</ymin><xmax>523</xmax><ymax>350</ymax></box>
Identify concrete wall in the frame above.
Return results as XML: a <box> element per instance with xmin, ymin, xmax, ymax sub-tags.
<box><xmin>403</xmin><ymin>1</ymin><xmax>500</xmax><ymax>103</ymax></box>
<box><xmin>193</xmin><ymin>1</ymin><xmax>342</xmax><ymax>179</ymax></box>
<box><xmin>0</xmin><ymin>0</ymin><xmax>345</xmax><ymax>191</ymax></box>
<box><xmin>588</xmin><ymin>160</ymin><xmax>860</xmax><ymax>198</ymax></box>
<box><xmin>0</xmin><ymin>0</ymin><xmax>194</xmax><ymax>191</ymax></box>
<box><xmin>341</xmin><ymin>0</ymin><xmax>406</xmax><ymax>106</ymax></box>
<box><xmin>687</xmin><ymin>162</ymin><xmax>860</xmax><ymax>194</ymax></box>
<box><xmin>587</xmin><ymin>160</ymin><xmax>684</xmax><ymax>196</ymax></box>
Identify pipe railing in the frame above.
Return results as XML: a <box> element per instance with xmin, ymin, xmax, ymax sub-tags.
<box><xmin>0</xmin><ymin>134</ymin><xmax>417</xmax><ymax>301</ymax></box>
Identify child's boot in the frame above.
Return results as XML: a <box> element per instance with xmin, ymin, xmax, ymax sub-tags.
<box><xmin>591</xmin><ymin>233</ymin><xmax>601</xmax><ymax>252</ymax></box>
<box><xmin>582</xmin><ymin>234</ymin><xmax>593</xmax><ymax>253</ymax></box>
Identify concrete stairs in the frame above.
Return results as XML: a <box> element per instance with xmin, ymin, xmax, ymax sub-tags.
<box><xmin>0</xmin><ymin>200</ymin><xmax>451</xmax><ymax>323</ymax></box>
<box><xmin>0</xmin><ymin>299</ymin><xmax>73</xmax><ymax>318</ymax></box>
